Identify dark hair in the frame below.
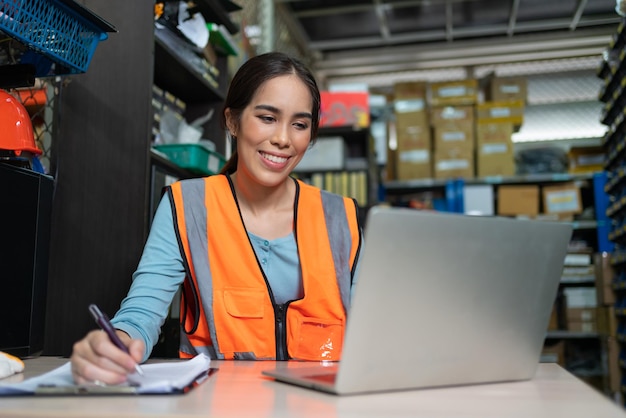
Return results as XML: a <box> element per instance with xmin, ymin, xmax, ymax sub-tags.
<box><xmin>219</xmin><ymin>52</ymin><xmax>321</xmax><ymax>175</ymax></box>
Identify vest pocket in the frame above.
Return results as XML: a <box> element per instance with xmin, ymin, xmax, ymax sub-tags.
<box><xmin>292</xmin><ymin>317</ymin><xmax>344</xmax><ymax>361</ymax></box>
<box><xmin>223</xmin><ymin>288</ymin><xmax>265</xmax><ymax>318</ymax></box>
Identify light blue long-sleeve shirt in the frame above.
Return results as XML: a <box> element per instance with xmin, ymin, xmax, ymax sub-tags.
<box><xmin>111</xmin><ymin>195</ymin><xmax>360</xmax><ymax>361</ymax></box>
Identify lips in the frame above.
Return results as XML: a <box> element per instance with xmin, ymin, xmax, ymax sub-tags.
<box><xmin>260</xmin><ymin>151</ymin><xmax>289</xmax><ymax>164</ymax></box>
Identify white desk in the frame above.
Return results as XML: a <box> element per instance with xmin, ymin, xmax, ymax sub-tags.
<box><xmin>0</xmin><ymin>358</ymin><xmax>624</xmax><ymax>417</ymax></box>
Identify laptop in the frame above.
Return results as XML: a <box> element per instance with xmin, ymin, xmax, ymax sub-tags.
<box><xmin>262</xmin><ymin>206</ymin><xmax>573</xmax><ymax>395</ymax></box>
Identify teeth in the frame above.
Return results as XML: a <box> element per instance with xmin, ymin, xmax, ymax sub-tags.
<box><xmin>262</xmin><ymin>152</ymin><xmax>288</xmax><ymax>164</ymax></box>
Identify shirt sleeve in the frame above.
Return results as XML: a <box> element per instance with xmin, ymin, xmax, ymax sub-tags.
<box><xmin>110</xmin><ymin>194</ymin><xmax>185</xmax><ymax>362</ymax></box>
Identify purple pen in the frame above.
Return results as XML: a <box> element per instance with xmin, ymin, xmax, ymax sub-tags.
<box><xmin>88</xmin><ymin>304</ymin><xmax>144</xmax><ymax>376</ymax></box>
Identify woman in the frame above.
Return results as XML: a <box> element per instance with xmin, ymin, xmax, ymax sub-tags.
<box><xmin>70</xmin><ymin>52</ymin><xmax>363</xmax><ymax>385</ymax></box>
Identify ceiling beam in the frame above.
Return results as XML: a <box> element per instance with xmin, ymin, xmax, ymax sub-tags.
<box><xmin>374</xmin><ymin>0</ymin><xmax>391</xmax><ymax>40</ymax></box>
<box><xmin>445</xmin><ymin>0</ymin><xmax>453</xmax><ymax>41</ymax></box>
<box><xmin>507</xmin><ymin>0</ymin><xmax>520</xmax><ymax>36</ymax></box>
<box><xmin>571</xmin><ymin>0</ymin><xmax>589</xmax><ymax>30</ymax></box>
<box><xmin>313</xmin><ymin>29</ymin><xmax>612</xmax><ymax>81</ymax></box>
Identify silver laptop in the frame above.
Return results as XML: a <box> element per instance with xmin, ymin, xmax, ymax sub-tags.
<box><xmin>262</xmin><ymin>206</ymin><xmax>573</xmax><ymax>395</ymax></box>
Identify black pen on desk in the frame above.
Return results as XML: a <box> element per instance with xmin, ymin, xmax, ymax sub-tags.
<box><xmin>88</xmin><ymin>304</ymin><xmax>145</xmax><ymax>376</ymax></box>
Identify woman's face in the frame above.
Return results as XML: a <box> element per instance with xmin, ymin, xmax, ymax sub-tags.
<box><xmin>227</xmin><ymin>74</ymin><xmax>313</xmax><ymax>188</ymax></box>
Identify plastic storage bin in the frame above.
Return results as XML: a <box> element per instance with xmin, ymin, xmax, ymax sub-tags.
<box><xmin>0</xmin><ymin>0</ymin><xmax>115</xmax><ymax>76</ymax></box>
<box><xmin>154</xmin><ymin>143</ymin><xmax>226</xmax><ymax>176</ymax></box>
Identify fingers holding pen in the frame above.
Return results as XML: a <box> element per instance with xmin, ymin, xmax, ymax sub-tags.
<box><xmin>70</xmin><ymin>330</ymin><xmax>136</xmax><ymax>385</ymax></box>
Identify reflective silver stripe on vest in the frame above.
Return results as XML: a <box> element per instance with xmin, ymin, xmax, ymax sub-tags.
<box><xmin>177</xmin><ymin>179</ymin><xmax>224</xmax><ymax>360</ymax></box>
<box><xmin>320</xmin><ymin>190</ymin><xmax>353</xmax><ymax>314</ymax></box>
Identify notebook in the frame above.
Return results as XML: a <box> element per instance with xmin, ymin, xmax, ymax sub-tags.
<box><xmin>0</xmin><ymin>354</ymin><xmax>214</xmax><ymax>396</ymax></box>
<box><xmin>262</xmin><ymin>206</ymin><xmax>573</xmax><ymax>395</ymax></box>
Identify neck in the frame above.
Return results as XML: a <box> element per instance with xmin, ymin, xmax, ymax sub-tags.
<box><xmin>229</xmin><ymin>173</ymin><xmax>294</xmax><ymax>215</ymax></box>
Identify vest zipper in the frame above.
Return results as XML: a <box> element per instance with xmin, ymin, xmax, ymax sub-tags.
<box><xmin>275</xmin><ymin>303</ymin><xmax>289</xmax><ymax>360</ymax></box>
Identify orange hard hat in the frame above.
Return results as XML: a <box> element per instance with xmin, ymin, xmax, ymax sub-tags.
<box><xmin>0</xmin><ymin>89</ymin><xmax>42</xmax><ymax>156</ymax></box>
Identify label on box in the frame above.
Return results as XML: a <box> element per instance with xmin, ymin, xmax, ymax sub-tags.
<box><xmin>442</xmin><ymin>132</ymin><xmax>466</xmax><ymax>141</ymax></box>
<box><xmin>481</xmin><ymin>143</ymin><xmax>508</xmax><ymax>154</ymax></box>
<box><xmin>399</xmin><ymin>150</ymin><xmax>429</xmax><ymax>163</ymax></box>
<box><xmin>576</xmin><ymin>155</ymin><xmax>604</xmax><ymax>166</ymax></box>
<box><xmin>500</xmin><ymin>85</ymin><xmax>521</xmax><ymax>94</ymax></box>
<box><xmin>489</xmin><ymin>107</ymin><xmax>511</xmax><ymax>118</ymax></box>
<box><xmin>437</xmin><ymin>86</ymin><xmax>467</xmax><ymax>98</ymax></box>
<box><xmin>394</xmin><ymin>99</ymin><xmax>425</xmax><ymax>113</ymax></box>
<box><xmin>436</xmin><ymin>159</ymin><xmax>470</xmax><ymax>171</ymax></box>
<box><xmin>439</xmin><ymin>107</ymin><xmax>468</xmax><ymax>120</ymax></box>
<box><xmin>545</xmin><ymin>190</ymin><xmax>579</xmax><ymax>213</ymax></box>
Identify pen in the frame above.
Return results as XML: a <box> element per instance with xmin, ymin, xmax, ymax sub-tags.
<box><xmin>88</xmin><ymin>304</ymin><xmax>145</xmax><ymax>376</ymax></box>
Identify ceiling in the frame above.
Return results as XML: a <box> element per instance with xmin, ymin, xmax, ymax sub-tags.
<box><xmin>276</xmin><ymin>0</ymin><xmax>623</xmax><ymax>87</ymax></box>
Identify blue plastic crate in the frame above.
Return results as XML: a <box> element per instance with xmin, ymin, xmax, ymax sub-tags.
<box><xmin>0</xmin><ymin>0</ymin><xmax>114</xmax><ymax>76</ymax></box>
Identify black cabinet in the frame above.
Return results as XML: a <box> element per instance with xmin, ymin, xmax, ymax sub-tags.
<box><xmin>0</xmin><ymin>163</ymin><xmax>53</xmax><ymax>358</ymax></box>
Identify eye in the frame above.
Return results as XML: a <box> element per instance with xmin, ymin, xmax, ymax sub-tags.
<box><xmin>293</xmin><ymin>121</ymin><xmax>309</xmax><ymax>130</ymax></box>
<box><xmin>258</xmin><ymin>115</ymin><xmax>276</xmax><ymax>123</ymax></box>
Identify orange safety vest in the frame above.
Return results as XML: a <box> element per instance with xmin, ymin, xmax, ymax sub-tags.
<box><xmin>166</xmin><ymin>174</ymin><xmax>362</xmax><ymax>361</ymax></box>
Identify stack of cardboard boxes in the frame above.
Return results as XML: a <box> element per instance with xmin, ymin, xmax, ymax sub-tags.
<box><xmin>393</xmin><ymin>82</ymin><xmax>431</xmax><ymax>180</ymax></box>
<box><xmin>391</xmin><ymin>76</ymin><xmax>526</xmax><ymax>181</ymax></box>
<box><xmin>430</xmin><ymin>80</ymin><xmax>477</xmax><ymax>179</ymax></box>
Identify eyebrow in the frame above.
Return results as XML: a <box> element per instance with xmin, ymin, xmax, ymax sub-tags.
<box><xmin>254</xmin><ymin>104</ymin><xmax>312</xmax><ymax>120</ymax></box>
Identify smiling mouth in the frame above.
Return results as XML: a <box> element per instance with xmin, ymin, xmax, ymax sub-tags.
<box><xmin>260</xmin><ymin>151</ymin><xmax>289</xmax><ymax>164</ymax></box>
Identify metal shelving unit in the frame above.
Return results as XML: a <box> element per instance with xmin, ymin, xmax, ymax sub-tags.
<box><xmin>599</xmin><ymin>18</ymin><xmax>626</xmax><ymax>405</ymax></box>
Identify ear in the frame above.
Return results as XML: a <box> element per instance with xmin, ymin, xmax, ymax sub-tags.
<box><xmin>224</xmin><ymin>108</ymin><xmax>237</xmax><ymax>136</ymax></box>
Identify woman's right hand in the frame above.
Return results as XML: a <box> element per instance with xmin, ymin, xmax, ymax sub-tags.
<box><xmin>70</xmin><ymin>329</ymin><xmax>145</xmax><ymax>385</ymax></box>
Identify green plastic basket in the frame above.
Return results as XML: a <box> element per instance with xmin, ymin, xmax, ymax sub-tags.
<box><xmin>154</xmin><ymin>143</ymin><xmax>226</xmax><ymax>176</ymax></box>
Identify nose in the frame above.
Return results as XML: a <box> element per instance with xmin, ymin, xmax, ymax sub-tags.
<box><xmin>270</xmin><ymin>123</ymin><xmax>290</xmax><ymax>148</ymax></box>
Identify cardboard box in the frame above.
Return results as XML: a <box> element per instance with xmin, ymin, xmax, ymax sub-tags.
<box><xmin>396</xmin><ymin>149</ymin><xmax>432</xmax><ymax>180</ymax></box>
<box><xmin>394</xmin><ymin>81</ymin><xmax>427</xmax><ymax>100</ymax></box>
<box><xmin>542</xmin><ymin>183</ymin><xmax>582</xmax><ymax>215</ymax></box>
<box><xmin>497</xmin><ymin>185</ymin><xmax>540</xmax><ymax>216</ymax></box>
<box><xmin>476</xmin><ymin>130</ymin><xmax>515</xmax><ymax>177</ymax></box>
<box><xmin>565</xmin><ymin>307</ymin><xmax>597</xmax><ymax>322</ymax></box>
<box><xmin>395</xmin><ymin>111</ymin><xmax>432</xmax><ymax>150</ymax></box>
<box><xmin>394</xmin><ymin>81</ymin><xmax>427</xmax><ymax>114</ymax></box>
<box><xmin>433</xmin><ymin>120</ymin><xmax>475</xmax><ymax>152</ymax></box>
<box><xmin>488</xmin><ymin>76</ymin><xmax>527</xmax><ymax>103</ymax></box>
<box><xmin>563</xmin><ymin>287</ymin><xmax>597</xmax><ymax>308</ymax></box>
<box><xmin>596</xmin><ymin>306</ymin><xmax>618</xmax><ymax>336</ymax></box>
<box><xmin>430</xmin><ymin>105</ymin><xmax>474</xmax><ymax>125</ymax></box>
<box><xmin>606</xmin><ymin>337</ymin><xmax>621</xmax><ymax>392</ymax></box>
<box><xmin>568</xmin><ymin>146</ymin><xmax>606</xmax><ymax>174</ymax></box>
<box><xmin>396</xmin><ymin>110</ymin><xmax>429</xmax><ymax>128</ymax></box>
<box><xmin>476</xmin><ymin>100</ymin><xmax>524</xmax><ymax>128</ymax></box>
<box><xmin>476</xmin><ymin>151</ymin><xmax>515</xmax><ymax>177</ymax></box>
<box><xmin>566</xmin><ymin>320</ymin><xmax>597</xmax><ymax>332</ymax></box>
<box><xmin>430</xmin><ymin>79</ymin><xmax>478</xmax><ymax>106</ymax></box>
<box><xmin>433</xmin><ymin>148</ymin><xmax>474</xmax><ymax>179</ymax></box>
<box><xmin>475</xmin><ymin>122</ymin><xmax>514</xmax><ymax>144</ymax></box>
<box><xmin>594</xmin><ymin>252</ymin><xmax>616</xmax><ymax>306</ymax></box>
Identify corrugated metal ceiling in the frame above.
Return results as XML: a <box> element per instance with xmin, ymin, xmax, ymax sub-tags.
<box><xmin>276</xmin><ymin>0</ymin><xmax>621</xmax><ymax>85</ymax></box>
